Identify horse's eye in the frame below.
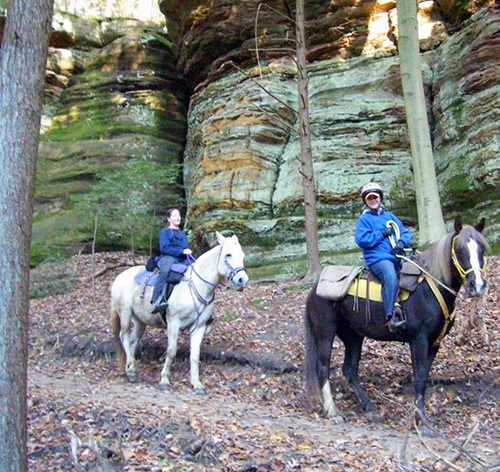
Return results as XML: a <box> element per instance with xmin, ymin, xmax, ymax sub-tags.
<box><xmin>226</xmin><ymin>254</ymin><xmax>232</xmax><ymax>258</ymax></box>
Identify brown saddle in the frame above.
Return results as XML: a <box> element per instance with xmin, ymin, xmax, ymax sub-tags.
<box><xmin>317</xmin><ymin>261</ymin><xmax>423</xmax><ymax>302</ymax></box>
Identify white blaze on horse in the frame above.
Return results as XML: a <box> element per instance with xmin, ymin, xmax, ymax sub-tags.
<box><xmin>111</xmin><ymin>232</ymin><xmax>249</xmax><ymax>393</ymax></box>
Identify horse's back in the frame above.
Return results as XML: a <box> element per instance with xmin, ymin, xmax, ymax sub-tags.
<box><xmin>111</xmin><ymin>265</ymin><xmax>145</xmax><ymax>304</ymax></box>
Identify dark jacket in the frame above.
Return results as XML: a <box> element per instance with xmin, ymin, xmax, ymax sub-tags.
<box><xmin>159</xmin><ymin>228</ymin><xmax>189</xmax><ymax>261</ymax></box>
<box><xmin>355</xmin><ymin>208</ymin><xmax>412</xmax><ymax>268</ymax></box>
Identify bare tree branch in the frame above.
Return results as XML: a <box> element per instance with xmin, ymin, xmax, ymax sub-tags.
<box><xmin>258</xmin><ymin>1</ymin><xmax>295</xmax><ymax>25</ymax></box>
<box><xmin>227</xmin><ymin>61</ymin><xmax>298</xmax><ymax>115</ymax></box>
<box><xmin>247</xmin><ymin>101</ymin><xmax>299</xmax><ymax>135</ymax></box>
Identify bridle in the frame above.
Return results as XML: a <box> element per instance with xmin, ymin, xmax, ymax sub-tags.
<box><xmin>216</xmin><ymin>243</ymin><xmax>247</xmax><ymax>285</ymax></box>
<box><xmin>183</xmin><ymin>244</ymin><xmax>247</xmax><ymax>332</ymax></box>
<box><xmin>451</xmin><ymin>237</ymin><xmax>487</xmax><ymax>286</ymax></box>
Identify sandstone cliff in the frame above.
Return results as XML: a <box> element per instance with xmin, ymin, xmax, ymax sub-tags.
<box><xmin>2</xmin><ymin>0</ymin><xmax>498</xmax><ymax>277</ymax></box>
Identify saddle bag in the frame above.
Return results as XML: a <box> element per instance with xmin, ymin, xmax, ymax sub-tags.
<box><xmin>399</xmin><ymin>261</ymin><xmax>422</xmax><ymax>292</ymax></box>
<box><xmin>316</xmin><ymin>266</ymin><xmax>364</xmax><ymax>300</ymax></box>
<box><xmin>145</xmin><ymin>256</ymin><xmax>158</xmax><ymax>272</ymax></box>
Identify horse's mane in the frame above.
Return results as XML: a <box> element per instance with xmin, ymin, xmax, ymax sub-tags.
<box><xmin>418</xmin><ymin>225</ymin><xmax>489</xmax><ymax>285</ymax></box>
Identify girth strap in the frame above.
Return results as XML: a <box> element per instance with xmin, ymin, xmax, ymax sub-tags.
<box><xmin>425</xmin><ymin>276</ymin><xmax>456</xmax><ymax>347</ymax></box>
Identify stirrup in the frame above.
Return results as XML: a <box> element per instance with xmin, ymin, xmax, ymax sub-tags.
<box><xmin>151</xmin><ymin>298</ymin><xmax>168</xmax><ymax>314</ymax></box>
<box><xmin>386</xmin><ymin>302</ymin><xmax>406</xmax><ymax>331</ymax></box>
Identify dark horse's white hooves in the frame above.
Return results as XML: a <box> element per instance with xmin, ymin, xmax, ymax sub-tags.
<box><xmin>328</xmin><ymin>414</ymin><xmax>345</xmax><ymax>424</ymax></box>
<box><xmin>159</xmin><ymin>384</ymin><xmax>171</xmax><ymax>392</ymax></box>
<box><xmin>194</xmin><ymin>388</ymin><xmax>207</xmax><ymax>396</ymax></box>
<box><xmin>418</xmin><ymin>424</ymin><xmax>436</xmax><ymax>438</ymax></box>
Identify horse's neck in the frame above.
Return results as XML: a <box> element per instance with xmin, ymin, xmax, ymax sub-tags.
<box><xmin>190</xmin><ymin>246</ymin><xmax>220</xmax><ymax>293</ymax></box>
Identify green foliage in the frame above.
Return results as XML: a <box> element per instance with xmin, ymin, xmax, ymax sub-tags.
<box><xmin>222</xmin><ymin>312</ymin><xmax>238</xmax><ymax>322</ymax></box>
<box><xmin>251</xmin><ymin>299</ymin><xmax>265</xmax><ymax>307</ymax></box>
<box><xmin>140</xmin><ymin>32</ymin><xmax>175</xmax><ymax>54</ymax></box>
<box><xmin>0</xmin><ymin>0</ymin><xmax>8</xmax><ymax>12</ymax></box>
<box><xmin>75</xmin><ymin>157</ymin><xmax>184</xmax><ymax>253</ymax></box>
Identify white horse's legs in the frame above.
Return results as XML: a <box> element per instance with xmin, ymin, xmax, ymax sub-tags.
<box><xmin>119</xmin><ymin>308</ymin><xmax>139</xmax><ymax>383</ymax></box>
<box><xmin>159</xmin><ymin>318</ymin><xmax>181</xmax><ymax>391</ymax></box>
<box><xmin>129</xmin><ymin>318</ymin><xmax>145</xmax><ymax>358</ymax></box>
<box><xmin>189</xmin><ymin>325</ymin><xmax>207</xmax><ymax>393</ymax></box>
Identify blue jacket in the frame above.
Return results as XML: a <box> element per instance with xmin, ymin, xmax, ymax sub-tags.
<box><xmin>355</xmin><ymin>208</ymin><xmax>412</xmax><ymax>268</ymax></box>
<box><xmin>159</xmin><ymin>228</ymin><xmax>189</xmax><ymax>261</ymax></box>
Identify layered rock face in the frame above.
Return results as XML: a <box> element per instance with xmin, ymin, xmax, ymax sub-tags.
<box><xmin>34</xmin><ymin>12</ymin><xmax>188</xmax><ymax>262</ymax></box>
<box><xmin>5</xmin><ymin>0</ymin><xmax>496</xmax><ymax>274</ymax></box>
<box><xmin>163</xmin><ymin>0</ymin><xmax>499</xmax><ymax>277</ymax></box>
<box><xmin>432</xmin><ymin>9</ymin><xmax>500</xmax><ymax>240</ymax></box>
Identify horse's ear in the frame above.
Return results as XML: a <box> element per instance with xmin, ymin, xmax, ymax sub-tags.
<box><xmin>475</xmin><ymin>218</ymin><xmax>485</xmax><ymax>233</ymax></box>
<box><xmin>215</xmin><ymin>231</ymin><xmax>226</xmax><ymax>245</ymax></box>
<box><xmin>454</xmin><ymin>215</ymin><xmax>463</xmax><ymax>233</ymax></box>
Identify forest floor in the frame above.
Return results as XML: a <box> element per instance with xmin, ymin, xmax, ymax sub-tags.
<box><xmin>27</xmin><ymin>252</ymin><xmax>500</xmax><ymax>472</ymax></box>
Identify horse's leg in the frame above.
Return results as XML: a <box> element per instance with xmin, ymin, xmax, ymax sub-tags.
<box><xmin>189</xmin><ymin>324</ymin><xmax>207</xmax><ymax>395</ymax></box>
<box><xmin>340</xmin><ymin>333</ymin><xmax>378</xmax><ymax>419</ymax></box>
<box><xmin>129</xmin><ymin>318</ymin><xmax>145</xmax><ymax>359</ymax></box>
<box><xmin>410</xmin><ymin>336</ymin><xmax>438</xmax><ymax>437</ymax></box>
<box><xmin>119</xmin><ymin>307</ymin><xmax>139</xmax><ymax>383</ymax></box>
<box><xmin>305</xmin><ymin>295</ymin><xmax>344</xmax><ymax>422</ymax></box>
<box><xmin>159</xmin><ymin>318</ymin><xmax>181</xmax><ymax>391</ymax></box>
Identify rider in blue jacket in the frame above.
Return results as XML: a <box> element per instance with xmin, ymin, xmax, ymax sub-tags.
<box><xmin>151</xmin><ymin>208</ymin><xmax>192</xmax><ymax>313</ymax></box>
<box><xmin>355</xmin><ymin>183</ymin><xmax>412</xmax><ymax>331</ymax></box>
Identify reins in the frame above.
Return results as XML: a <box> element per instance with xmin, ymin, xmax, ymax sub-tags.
<box><xmin>385</xmin><ymin>221</ymin><xmax>488</xmax><ymax>346</ymax></box>
<box><xmin>386</xmin><ymin>221</ymin><xmax>459</xmax><ymax>296</ymax></box>
<box><xmin>184</xmin><ymin>243</ymin><xmax>247</xmax><ymax>334</ymax></box>
<box><xmin>185</xmin><ymin>253</ymin><xmax>217</xmax><ymax>334</ymax></box>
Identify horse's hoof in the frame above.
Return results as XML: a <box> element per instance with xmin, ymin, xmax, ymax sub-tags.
<box><xmin>127</xmin><ymin>373</ymin><xmax>139</xmax><ymax>383</ymax></box>
<box><xmin>365</xmin><ymin>411</ymin><xmax>382</xmax><ymax>423</ymax></box>
<box><xmin>418</xmin><ymin>425</ymin><xmax>436</xmax><ymax>438</ymax></box>
<box><xmin>194</xmin><ymin>388</ymin><xmax>207</xmax><ymax>396</ymax></box>
<box><xmin>327</xmin><ymin>414</ymin><xmax>345</xmax><ymax>424</ymax></box>
<box><xmin>159</xmin><ymin>384</ymin><xmax>171</xmax><ymax>392</ymax></box>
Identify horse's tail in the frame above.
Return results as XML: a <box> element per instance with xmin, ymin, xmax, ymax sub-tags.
<box><xmin>304</xmin><ymin>286</ymin><xmax>324</xmax><ymax>405</ymax></box>
<box><xmin>111</xmin><ymin>298</ymin><xmax>126</xmax><ymax>373</ymax></box>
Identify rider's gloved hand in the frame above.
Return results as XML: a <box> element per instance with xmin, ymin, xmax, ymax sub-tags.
<box><xmin>395</xmin><ymin>239</ymin><xmax>406</xmax><ymax>256</ymax></box>
<box><xmin>183</xmin><ymin>248</ymin><xmax>192</xmax><ymax>255</ymax></box>
<box><xmin>381</xmin><ymin>227</ymin><xmax>393</xmax><ymax>237</ymax></box>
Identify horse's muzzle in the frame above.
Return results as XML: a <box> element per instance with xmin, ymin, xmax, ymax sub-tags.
<box><xmin>466</xmin><ymin>278</ymin><xmax>487</xmax><ymax>297</ymax></box>
<box><xmin>231</xmin><ymin>269</ymin><xmax>249</xmax><ymax>291</ymax></box>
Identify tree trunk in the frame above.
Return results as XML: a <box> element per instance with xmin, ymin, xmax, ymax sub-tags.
<box><xmin>295</xmin><ymin>0</ymin><xmax>321</xmax><ymax>279</ymax></box>
<box><xmin>0</xmin><ymin>0</ymin><xmax>54</xmax><ymax>470</ymax></box>
<box><xmin>397</xmin><ymin>0</ymin><xmax>447</xmax><ymax>246</ymax></box>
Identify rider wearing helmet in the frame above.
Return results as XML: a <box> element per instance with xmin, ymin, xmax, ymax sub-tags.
<box><xmin>355</xmin><ymin>183</ymin><xmax>412</xmax><ymax>331</ymax></box>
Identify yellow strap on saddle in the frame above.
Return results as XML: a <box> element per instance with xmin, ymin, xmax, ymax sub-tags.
<box><xmin>347</xmin><ymin>278</ymin><xmax>410</xmax><ymax>303</ymax></box>
<box><xmin>347</xmin><ymin>276</ymin><xmax>455</xmax><ymax>346</ymax></box>
<box><xmin>424</xmin><ymin>276</ymin><xmax>456</xmax><ymax>347</ymax></box>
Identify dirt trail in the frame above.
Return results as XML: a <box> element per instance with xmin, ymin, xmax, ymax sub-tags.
<box><xmin>27</xmin><ymin>253</ymin><xmax>500</xmax><ymax>471</ymax></box>
<box><xmin>29</xmin><ymin>366</ymin><xmax>443</xmax><ymax>471</ymax></box>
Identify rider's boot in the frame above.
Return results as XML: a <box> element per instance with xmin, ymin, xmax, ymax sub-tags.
<box><xmin>387</xmin><ymin>303</ymin><xmax>406</xmax><ymax>332</ymax></box>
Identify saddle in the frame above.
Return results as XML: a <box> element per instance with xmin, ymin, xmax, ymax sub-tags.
<box><xmin>134</xmin><ymin>264</ymin><xmax>189</xmax><ymax>304</ymax></box>
<box><xmin>316</xmin><ymin>261</ymin><xmax>423</xmax><ymax>303</ymax></box>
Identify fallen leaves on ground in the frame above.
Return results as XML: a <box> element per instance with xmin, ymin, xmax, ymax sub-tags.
<box><xmin>27</xmin><ymin>252</ymin><xmax>500</xmax><ymax>471</ymax></box>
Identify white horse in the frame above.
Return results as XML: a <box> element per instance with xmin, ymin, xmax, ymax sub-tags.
<box><xmin>110</xmin><ymin>232</ymin><xmax>249</xmax><ymax>393</ymax></box>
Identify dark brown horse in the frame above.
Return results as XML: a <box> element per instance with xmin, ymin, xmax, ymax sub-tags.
<box><xmin>304</xmin><ymin>217</ymin><xmax>488</xmax><ymax>432</ymax></box>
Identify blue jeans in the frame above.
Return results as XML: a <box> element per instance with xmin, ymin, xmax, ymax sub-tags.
<box><xmin>370</xmin><ymin>259</ymin><xmax>400</xmax><ymax>320</ymax></box>
<box><xmin>151</xmin><ymin>255</ymin><xmax>178</xmax><ymax>303</ymax></box>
